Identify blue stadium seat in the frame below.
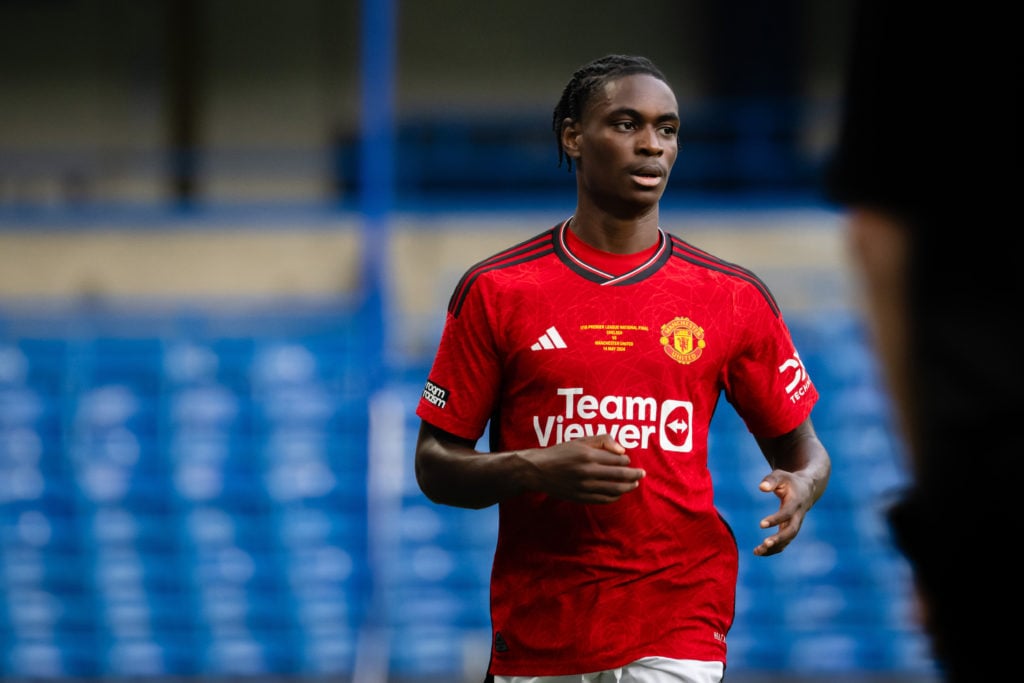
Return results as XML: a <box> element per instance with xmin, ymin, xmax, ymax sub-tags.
<box><xmin>380</xmin><ymin>583</ymin><xmax>489</xmax><ymax>630</ymax></box>
<box><xmin>2</xmin><ymin>339</ymin><xmax>67</xmax><ymax>398</ymax></box>
<box><xmin>196</xmin><ymin>630</ymin><xmax>297</xmax><ymax>675</ymax></box>
<box><xmin>279</xmin><ymin>545</ymin><xmax>369</xmax><ymax>597</ymax></box>
<box><xmin>0</xmin><ymin>550</ymin><xmax>91</xmax><ymax>613</ymax></box>
<box><xmin>294</xmin><ymin>631</ymin><xmax>359</xmax><ymax>675</ymax></box>
<box><xmin>386</xmin><ymin>623</ymin><xmax>490</xmax><ymax>680</ymax></box>
<box><xmin>70</xmin><ymin>337</ymin><xmax>165</xmax><ymax>396</ymax></box>
<box><xmin>272</xmin><ymin>505</ymin><xmax>368</xmax><ymax>552</ymax></box>
<box><xmin>2</xmin><ymin>635</ymin><xmax>99</xmax><ymax>678</ymax></box>
<box><xmin>94</xmin><ymin>635</ymin><xmax>199</xmax><ymax>677</ymax></box>
<box><xmin>288</xmin><ymin>582</ymin><xmax>367</xmax><ymax>633</ymax></box>
<box><xmin>397</xmin><ymin>500</ymin><xmax>498</xmax><ymax>550</ymax></box>
<box><xmin>80</xmin><ymin>506</ymin><xmax>179</xmax><ymax>553</ymax></box>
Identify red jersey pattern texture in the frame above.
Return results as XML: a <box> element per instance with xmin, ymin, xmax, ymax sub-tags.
<box><xmin>416</xmin><ymin>219</ymin><xmax>818</xmax><ymax>676</ymax></box>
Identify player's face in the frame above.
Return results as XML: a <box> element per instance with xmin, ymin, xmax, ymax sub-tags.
<box><xmin>567</xmin><ymin>74</ymin><xmax>679</xmax><ymax>211</ymax></box>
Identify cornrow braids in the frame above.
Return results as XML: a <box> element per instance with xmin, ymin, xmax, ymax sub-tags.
<box><xmin>552</xmin><ymin>54</ymin><xmax>669</xmax><ymax>172</ymax></box>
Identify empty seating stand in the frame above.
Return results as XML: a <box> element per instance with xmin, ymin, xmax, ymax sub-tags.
<box><xmin>0</xmin><ymin>304</ymin><xmax>939</xmax><ymax>681</ymax></box>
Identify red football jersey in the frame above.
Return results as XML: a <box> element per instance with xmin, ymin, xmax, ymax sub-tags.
<box><xmin>416</xmin><ymin>219</ymin><xmax>818</xmax><ymax>675</ymax></box>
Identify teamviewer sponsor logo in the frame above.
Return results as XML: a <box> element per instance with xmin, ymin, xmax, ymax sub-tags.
<box><xmin>422</xmin><ymin>380</ymin><xmax>449</xmax><ymax>409</ymax></box>
<box><xmin>531</xmin><ymin>326</ymin><xmax>567</xmax><ymax>351</ymax></box>
<box><xmin>532</xmin><ymin>387</ymin><xmax>693</xmax><ymax>452</ymax></box>
<box><xmin>658</xmin><ymin>399</ymin><xmax>693</xmax><ymax>452</ymax></box>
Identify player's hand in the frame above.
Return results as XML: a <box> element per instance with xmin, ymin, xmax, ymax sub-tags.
<box><xmin>752</xmin><ymin>469</ymin><xmax>816</xmax><ymax>556</ymax></box>
<box><xmin>526</xmin><ymin>434</ymin><xmax>645</xmax><ymax>504</ymax></box>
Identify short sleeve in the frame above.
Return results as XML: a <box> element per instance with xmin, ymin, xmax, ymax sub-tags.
<box><xmin>415</xmin><ymin>277</ymin><xmax>503</xmax><ymax>442</ymax></box>
<box><xmin>722</xmin><ymin>293</ymin><xmax>818</xmax><ymax>438</ymax></box>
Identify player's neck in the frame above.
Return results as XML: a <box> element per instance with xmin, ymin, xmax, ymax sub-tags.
<box><xmin>567</xmin><ymin>210</ymin><xmax>660</xmax><ymax>255</ymax></box>
<box><xmin>564</xmin><ymin>223</ymin><xmax>660</xmax><ymax>276</ymax></box>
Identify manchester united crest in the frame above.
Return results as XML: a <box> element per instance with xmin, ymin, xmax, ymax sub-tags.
<box><xmin>660</xmin><ymin>317</ymin><xmax>706</xmax><ymax>365</ymax></box>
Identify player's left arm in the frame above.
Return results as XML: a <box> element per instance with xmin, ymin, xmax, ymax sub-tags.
<box><xmin>751</xmin><ymin>417</ymin><xmax>831</xmax><ymax>557</ymax></box>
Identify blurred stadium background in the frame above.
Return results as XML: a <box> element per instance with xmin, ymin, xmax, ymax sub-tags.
<box><xmin>0</xmin><ymin>1</ymin><xmax>940</xmax><ymax>682</ymax></box>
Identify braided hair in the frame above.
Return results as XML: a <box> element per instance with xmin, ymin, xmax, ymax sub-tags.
<box><xmin>552</xmin><ymin>54</ymin><xmax>669</xmax><ymax>172</ymax></box>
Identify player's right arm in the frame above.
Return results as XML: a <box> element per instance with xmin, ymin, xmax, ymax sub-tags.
<box><xmin>414</xmin><ymin>420</ymin><xmax>645</xmax><ymax>509</ymax></box>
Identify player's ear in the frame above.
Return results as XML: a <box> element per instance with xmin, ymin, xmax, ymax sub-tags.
<box><xmin>561</xmin><ymin>118</ymin><xmax>582</xmax><ymax>160</ymax></box>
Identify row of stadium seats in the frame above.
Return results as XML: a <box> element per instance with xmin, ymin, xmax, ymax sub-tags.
<box><xmin>0</xmin><ymin>307</ymin><xmax>939</xmax><ymax>680</ymax></box>
<box><xmin>334</xmin><ymin>100</ymin><xmax>824</xmax><ymax>199</ymax></box>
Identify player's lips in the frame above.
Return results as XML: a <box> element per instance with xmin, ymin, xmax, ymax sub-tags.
<box><xmin>629</xmin><ymin>165</ymin><xmax>665</xmax><ymax>188</ymax></box>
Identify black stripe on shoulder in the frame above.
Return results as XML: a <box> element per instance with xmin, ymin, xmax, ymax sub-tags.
<box><xmin>669</xmin><ymin>234</ymin><xmax>781</xmax><ymax>317</ymax></box>
<box><xmin>448</xmin><ymin>228</ymin><xmax>556</xmax><ymax>317</ymax></box>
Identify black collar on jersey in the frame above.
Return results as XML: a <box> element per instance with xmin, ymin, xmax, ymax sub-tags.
<box><xmin>553</xmin><ymin>218</ymin><xmax>671</xmax><ymax>286</ymax></box>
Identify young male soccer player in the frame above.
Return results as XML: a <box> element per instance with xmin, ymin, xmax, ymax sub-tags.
<box><xmin>415</xmin><ymin>54</ymin><xmax>831</xmax><ymax>683</ymax></box>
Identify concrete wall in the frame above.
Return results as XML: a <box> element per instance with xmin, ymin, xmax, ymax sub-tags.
<box><xmin>0</xmin><ymin>207</ymin><xmax>856</xmax><ymax>358</ymax></box>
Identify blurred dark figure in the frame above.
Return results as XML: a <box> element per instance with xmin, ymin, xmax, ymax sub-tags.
<box><xmin>826</xmin><ymin>3</ymin><xmax>1019</xmax><ymax>681</ymax></box>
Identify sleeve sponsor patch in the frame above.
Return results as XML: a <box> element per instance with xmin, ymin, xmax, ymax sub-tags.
<box><xmin>421</xmin><ymin>379</ymin><xmax>449</xmax><ymax>409</ymax></box>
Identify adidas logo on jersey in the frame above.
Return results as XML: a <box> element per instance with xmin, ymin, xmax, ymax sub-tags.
<box><xmin>531</xmin><ymin>326</ymin><xmax>567</xmax><ymax>351</ymax></box>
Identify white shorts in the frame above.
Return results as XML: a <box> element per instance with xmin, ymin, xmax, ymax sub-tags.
<box><xmin>493</xmin><ymin>656</ymin><xmax>724</xmax><ymax>683</ymax></box>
